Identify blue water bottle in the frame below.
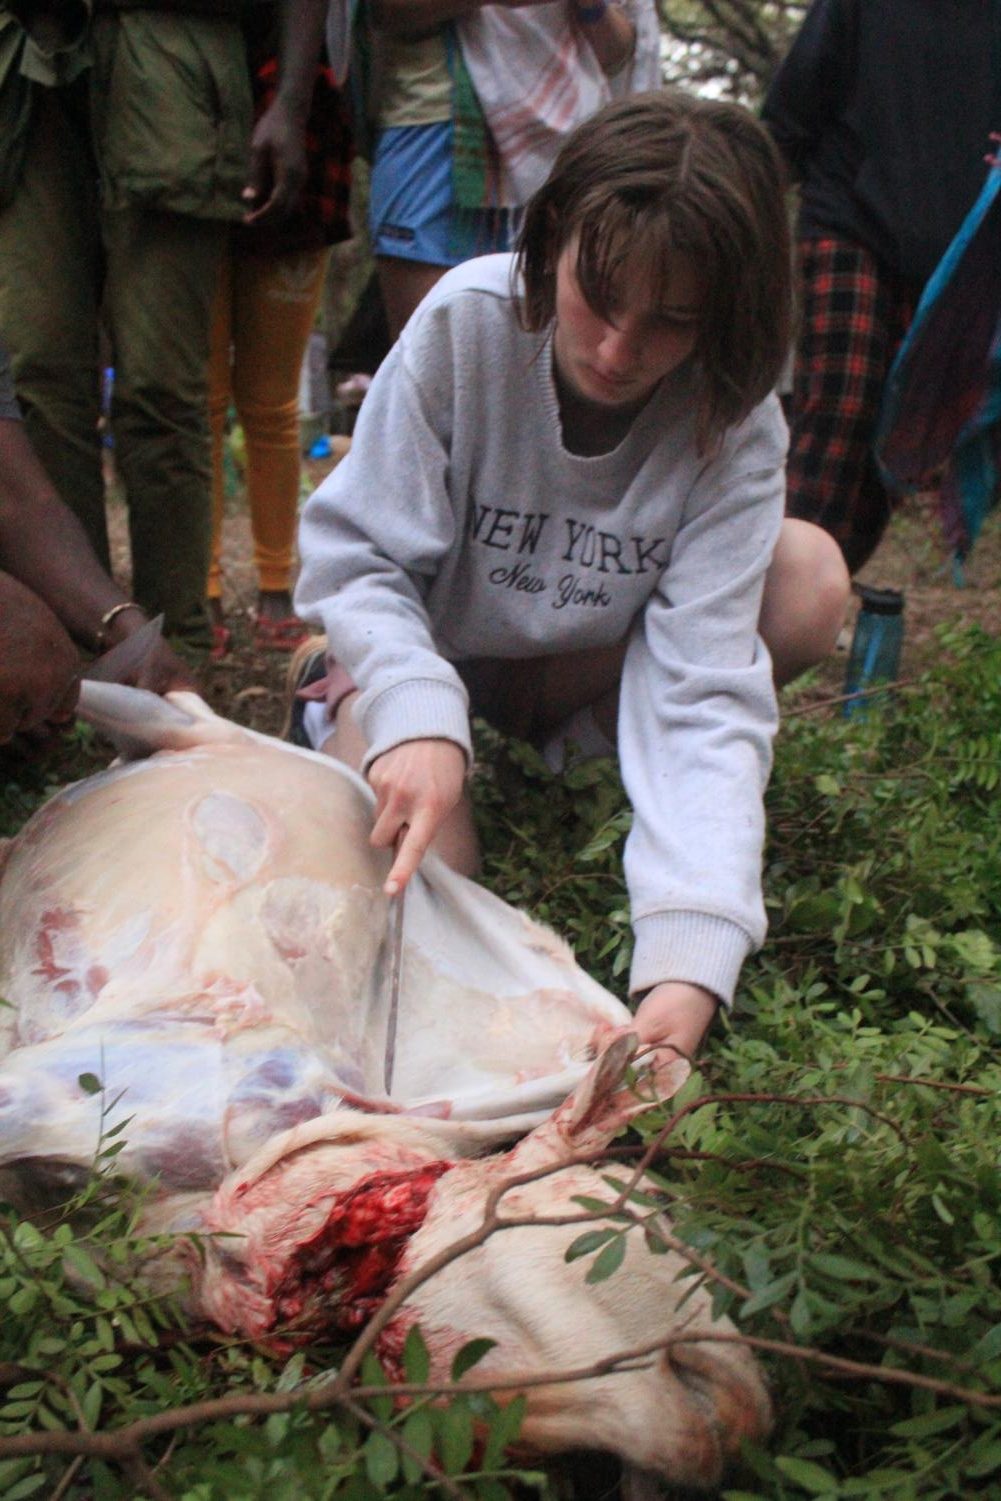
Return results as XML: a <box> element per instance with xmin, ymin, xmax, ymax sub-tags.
<box><xmin>843</xmin><ymin>584</ymin><xmax>904</xmax><ymax>716</ymax></box>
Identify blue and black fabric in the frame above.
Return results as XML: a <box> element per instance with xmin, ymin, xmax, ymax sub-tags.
<box><xmin>876</xmin><ymin>157</ymin><xmax>1001</xmax><ymax>563</ymax></box>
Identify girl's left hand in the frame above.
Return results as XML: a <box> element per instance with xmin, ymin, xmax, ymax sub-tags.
<box><xmin>368</xmin><ymin>737</ymin><xmax>468</xmax><ymax>893</ymax></box>
<box><xmin>633</xmin><ymin>981</ymin><xmax>719</xmax><ymax>1062</ymax></box>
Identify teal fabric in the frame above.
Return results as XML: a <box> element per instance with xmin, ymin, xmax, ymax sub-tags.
<box><xmin>876</xmin><ymin>161</ymin><xmax>1001</xmax><ymax>560</ymax></box>
<box><xmin>446</xmin><ymin>23</ymin><xmax>495</xmax><ymax>213</ymax></box>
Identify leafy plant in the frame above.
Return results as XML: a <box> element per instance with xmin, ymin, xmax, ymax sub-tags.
<box><xmin>0</xmin><ymin>1169</ymin><xmax>546</xmax><ymax>1500</ymax></box>
<box><xmin>475</xmin><ymin>625</ymin><xmax>1001</xmax><ymax>1499</ymax></box>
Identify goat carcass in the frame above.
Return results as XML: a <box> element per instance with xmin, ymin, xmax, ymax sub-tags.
<box><xmin>0</xmin><ymin>687</ymin><xmax>771</xmax><ymax>1489</ymax></box>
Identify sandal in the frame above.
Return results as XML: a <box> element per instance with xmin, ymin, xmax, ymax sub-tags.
<box><xmin>210</xmin><ymin>623</ymin><xmax>232</xmax><ymax>663</ymax></box>
<box><xmin>253</xmin><ymin>614</ymin><xmax>312</xmax><ymax>653</ymax></box>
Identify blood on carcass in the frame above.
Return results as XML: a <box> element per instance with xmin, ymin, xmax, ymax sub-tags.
<box><xmin>272</xmin><ymin>1161</ymin><xmax>454</xmax><ymax>1335</ymax></box>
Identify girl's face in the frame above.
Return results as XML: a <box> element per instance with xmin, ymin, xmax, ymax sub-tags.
<box><xmin>552</xmin><ymin>240</ymin><xmax>702</xmax><ymax>410</ymax></box>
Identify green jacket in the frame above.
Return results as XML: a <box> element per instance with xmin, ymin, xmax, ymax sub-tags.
<box><xmin>0</xmin><ymin>0</ymin><xmax>252</xmax><ymax>218</ymax></box>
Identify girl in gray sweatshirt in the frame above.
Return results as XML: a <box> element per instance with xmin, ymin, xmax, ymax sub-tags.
<box><xmin>294</xmin><ymin>90</ymin><xmax>848</xmax><ymax>1062</ymax></box>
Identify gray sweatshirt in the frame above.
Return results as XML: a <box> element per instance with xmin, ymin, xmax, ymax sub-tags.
<box><xmin>296</xmin><ymin>254</ymin><xmax>787</xmax><ymax>1004</ymax></box>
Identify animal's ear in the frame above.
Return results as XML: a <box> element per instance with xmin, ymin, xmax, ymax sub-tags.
<box><xmin>501</xmin><ymin>1032</ymin><xmax>692</xmax><ymax>1169</ymax></box>
<box><xmin>506</xmin><ymin>1032</ymin><xmax>642</xmax><ymax>1168</ymax></box>
<box><xmin>563</xmin><ymin>1030</ymin><xmax>640</xmax><ymax>1137</ymax></box>
<box><xmin>559</xmin><ymin>1032</ymin><xmax>691</xmax><ymax>1148</ymax></box>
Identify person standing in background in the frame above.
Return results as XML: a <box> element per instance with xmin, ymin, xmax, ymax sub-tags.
<box><xmin>0</xmin><ymin>0</ymin><xmax>308</xmax><ymax>651</ymax></box>
<box><xmin>207</xmin><ymin>0</ymin><xmax>353</xmax><ymax>658</ymax></box>
<box><xmin>364</xmin><ymin>0</ymin><xmax>659</xmax><ymax>339</ymax></box>
<box><xmin>762</xmin><ymin>0</ymin><xmax>998</xmax><ymax>573</ymax></box>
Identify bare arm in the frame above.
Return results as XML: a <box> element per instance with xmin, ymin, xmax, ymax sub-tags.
<box><xmin>243</xmin><ymin>0</ymin><xmax>330</xmax><ymax>224</ymax></box>
<box><xmin>567</xmin><ymin>0</ymin><xmax>635</xmax><ymax>77</ymax></box>
<box><xmin>367</xmin><ymin>737</ymin><xmax>468</xmax><ymax>892</ymax></box>
<box><xmin>633</xmin><ymin>982</ymin><xmax>719</xmax><ymax>1061</ymax></box>
<box><xmin>0</xmin><ymin>572</ymin><xmax>80</xmax><ymax>743</ymax></box>
<box><xmin>0</xmin><ymin>418</ymin><xmax>193</xmax><ymax>689</ymax></box>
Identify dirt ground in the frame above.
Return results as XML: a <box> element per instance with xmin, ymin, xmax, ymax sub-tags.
<box><xmin>105</xmin><ymin>445</ymin><xmax>352</xmax><ymax>739</ymax></box>
<box><xmin>107</xmin><ymin>449</ymin><xmax>1001</xmax><ymax>739</ymax></box>
<box><xmin>853</xmin><ymin>495</ymin><xmax>1001</xmax><ymax>654</ymax></box>
<box><xmin>797</xmin><ymin>492</ymin><xmax>1001</xmax><ymax>710</ymax></box>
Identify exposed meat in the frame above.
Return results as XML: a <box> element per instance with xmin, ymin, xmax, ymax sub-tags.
<box><xmin>273</xmin><ymin>1161</ymin><xmax>453</xmax><ymax>1334</ymax></box>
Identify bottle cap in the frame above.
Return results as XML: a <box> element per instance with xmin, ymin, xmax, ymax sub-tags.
<box><xmin>852</xmin><ymin>583</ymin><xmax>904</xmax><ymax>615</ymax></box>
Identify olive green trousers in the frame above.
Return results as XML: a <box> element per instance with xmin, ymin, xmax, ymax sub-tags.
<box><xmin>0</xmin><ymin>20</ymin><xmax>249</xmax><ymax>647</ymax></box>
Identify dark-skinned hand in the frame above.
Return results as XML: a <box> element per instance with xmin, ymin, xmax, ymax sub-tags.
<box><xmin>106</xmin><ymin>610</ymin><xmax>198</xmax><ymax>695</ymax></box>
<box><xmin>0</xmin><ymin>572</ymin><xmax>80</xmax><ymax>743</ymax></box>
<box><xmin>242</xmin><ymin>98</ymin><xmax>307</xmax><ymax>226</ymax></box>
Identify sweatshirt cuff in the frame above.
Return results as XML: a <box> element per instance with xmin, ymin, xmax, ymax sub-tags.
<box><xmin>629</xmin><ymin>910</ymin><xmax>755</xmax><ymax>1008</ymax></box>
<box><xmin>360</xmin><ymin>677</ymin><xmax>473</xmax><ymax>773</ymax></box>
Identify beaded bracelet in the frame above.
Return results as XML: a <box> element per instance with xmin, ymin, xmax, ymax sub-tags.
<box><xmin>573</xmin><ymin>0</ymin><xmax>608</xmax><ymax>22</ymax></box>
<box><xmin>95</xmin><ymin>601</ymin><xmax>145</xmax><ymax>651</ymax></box>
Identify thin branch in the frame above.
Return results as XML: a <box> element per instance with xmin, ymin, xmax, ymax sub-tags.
<box><xmin>351</xmin><ymin>1326</ymin><xmax>1001</xmax><ymax>1412</ymax></box>
<box><xmin>861</xmin><ymin>1329</ymin><xmax>982</xmax><ymax>1375</ymax></box>
<box><xmin>639</xmin><ymin>1145</ymin><xmax>806</xmax><ymax>1178</ymax></box>
<box><xmin>592</xmin><ymin>1086</ymin><xmax>909</xmax><ymax>1258</ymax></box>
<box><xmin>872</xmin><ymin>1072</ymin><xmax>991</xmax><ymax>1097</ymax></box>
<box><xmin>121</xmin><ymin>1449</ymin><xmax>174</xmax><ymax>1501</ymax></box>
<box><xmin>681</xmin><ymin>1331</ymin><xmax>1001</xmax><ymax>1409</ymax></box>
<box><xmin>342</xmin><ymin>1394</ymin><xmax>466</xmax><ymax>1501</ymax></box>
<box><xmin>651</xmin><ymin>1090</ymin><xmax>911</xmax><ymax>1150</ymax></box>
<box><xmin>784</xmin><ymin>678</ymin><xmax>919</xmax><ymax>717</ymax></box>
<box><xmin>152</xmin><ymin>1431</ymin><xmax>179</xmax><ymax>1478</ymax></box>
<box><xmin>49</xmin><ymin>1455</ymin><xmax>85</xmax><ymax>1501</ymax></box>
<box><xmin>4</xmin><ymin>1318</ymin><xmax>998</xmax><ymax>1470</ymax></box>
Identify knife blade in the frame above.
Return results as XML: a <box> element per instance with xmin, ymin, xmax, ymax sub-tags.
<box><xmin>82</xmin><ymin>614</ymin><xmax>165</xmax><ymax>684</ymax></box>
<box><xmin>383</xmin><ymin>876</ymin><xmax>406</xmax><ymax>1097</ymax></box>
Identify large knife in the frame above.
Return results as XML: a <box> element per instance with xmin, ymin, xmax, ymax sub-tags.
<box><xmin>82</xmin><ymin>614</ymin><xmax>166</xmax><ymax>683</ymax></box>
<box><xmin>383</xmin><ymin>875</ymin><xmax>406</xmax><ymax>1097</ymax></box>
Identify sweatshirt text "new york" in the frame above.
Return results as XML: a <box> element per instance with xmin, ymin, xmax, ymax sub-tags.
<box><xmin>470</xmin><ymin>505</ymin><xmax>669</xmax><ymax>575</ymax></box>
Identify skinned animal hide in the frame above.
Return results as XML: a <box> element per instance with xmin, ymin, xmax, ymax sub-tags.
<box><xmin>0</xmin><ymin>688</ymin><xmax>771</xmax><ymax>1489</ymax></box>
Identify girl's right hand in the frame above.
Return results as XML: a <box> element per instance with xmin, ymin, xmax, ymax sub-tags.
<box><xmin>368</xmin><ymin>738</ymin><xmax>468</xmax><ymax>894</ymax></box>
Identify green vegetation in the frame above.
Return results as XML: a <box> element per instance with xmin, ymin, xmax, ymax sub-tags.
<box><xmin>475</xmin><ymin>623</ymin><xmax>1001</xmax><ymax>1499</ymax></box>
<box><xmin>2</xmin><ymin>624</ymin><xmax>1000</xmax><ymax>1497</ymax></box>
<box><xmin>659</xmin><ymin>1</ymin><xmax>807</xmax><ymax>100</ymax></box>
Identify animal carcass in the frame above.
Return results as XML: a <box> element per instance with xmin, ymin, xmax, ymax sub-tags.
<box><xmin>0</xmin><ymin>687</ymin><xmax>771</xmax><ymax>1489</ymax></box>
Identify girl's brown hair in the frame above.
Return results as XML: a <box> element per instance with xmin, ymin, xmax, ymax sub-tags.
<box><xmin>515</xmin><ymin>89</ymin><xmax>792</xmax><ymax>450</ymax></box>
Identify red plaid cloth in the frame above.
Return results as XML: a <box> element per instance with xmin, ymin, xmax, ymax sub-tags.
<box><xmin>237</xmin><ymin>54</ymin><xmax>354</xmax><ymax>258</ymax></box>
<box><xmin>785</xmin><ymin>237</ymin><xmax>916</xmax><ymax>572</ymax></box>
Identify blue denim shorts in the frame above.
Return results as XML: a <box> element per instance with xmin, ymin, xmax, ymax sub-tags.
<box><xmin>369</xmin><ymin>121</ymin><xmax>514</xmax><ymax>267</ymax></box>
